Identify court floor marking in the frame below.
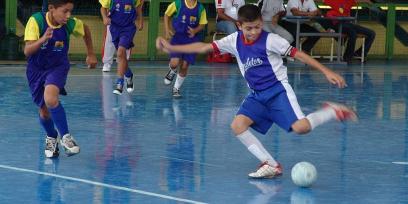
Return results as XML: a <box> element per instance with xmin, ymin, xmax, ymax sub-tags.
<box><xmin>158</xmin><ymin>156</ymin><xmax>222</xmax><ymax>167</ymax></box>
<box><xmin>392</xmin><ymin>161</ymin><xmax>408</xmax><ymax>165</ymax></box>
<box><xmin>0</xmin><ymin>164</ymin><xmax>207</xmax><ymax>204</ymax></box>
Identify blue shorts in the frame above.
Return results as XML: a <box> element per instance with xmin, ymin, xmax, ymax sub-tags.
<box><xmin>26</xmin><ymin>64</ymin><xmax>70</xmax><ymax>107</ymax></box>
<box><xmin>237</xmin><ymin>81</ymin><xmax>305</xmax><ymax>134</ymax></box>
<box><xmin>109</xmin><ymin>24</ymin><xmax>136</xmax><ymax>49</ymax></box>
<box><xmin>170</xmin><ymin>33</ymin><xmax>200</xmax><ymax>65</ymax></box>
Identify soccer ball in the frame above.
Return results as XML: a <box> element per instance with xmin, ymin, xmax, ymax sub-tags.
<box><xmin>291</xmin><ymin>161</ymin><xmax>317</xmax><ymax>187</ymax></box>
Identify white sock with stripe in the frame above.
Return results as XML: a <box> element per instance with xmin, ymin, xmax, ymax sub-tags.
<box><xmin>306</xmin><ymin>107</ymin><xmax>337</xmax><ymax>130</ymax></box>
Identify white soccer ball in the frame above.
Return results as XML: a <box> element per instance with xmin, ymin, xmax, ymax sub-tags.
<box><xmin>291</xmin><ymin>161</ymin><xmax>317</xmax><ymax>187</ymax></box>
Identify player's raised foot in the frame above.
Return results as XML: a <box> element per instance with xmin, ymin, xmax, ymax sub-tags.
<box><xmin>323</xmin><ymin>101</ymin><xmax>358</xmax><ymax>122</ymax></box>
<box><xmin>102</xmin><ymin>64</ymin><xmax>111</xmax><ymax>72</ymax></box>
<box><xmin>164</xmin><ymin>68</ymin><xmax>177</xmax><ymax>85</ymax></box>
<box><xmin>172</xmin><ymin>87</ymin><xmax>182</xmax><ymax>98</ymax></box>
<box><xmin>113</xmin><ymin>82</ymin><xmax>123</xmax><ymax>95</ymax></box>
<box><xmin>60</xmin><ymin>134</ymin><xmax>80</xmax><ymax>156</ymax></box>
<box><xmin>45</xmin><ymin>136</ymin><xmax>59</xmax><ymax>158</ymax></box>
<box><xmin>248</xmin><ymin>162</ymin><xmax>282</xmax><ymax>179</ymax></box>
<box><xmin>125</xmin><ymin>74</ymin><xmax>134</xmax><ymax>93</ymax></box>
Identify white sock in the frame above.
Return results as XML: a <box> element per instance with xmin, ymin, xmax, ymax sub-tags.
<box><xmin>174</xmin><ymin>74</ymin><xmax>185</xmax><ymax>90</ymax></box>
<box><xmin>237</xmin><ymin>130</ymin><xmax>277</xmax><ymax>166</ymax></box>
<box><xmin>306</xmin><ymin>107</ymin><xmax>337</xmax><ymax>130</ymax></box>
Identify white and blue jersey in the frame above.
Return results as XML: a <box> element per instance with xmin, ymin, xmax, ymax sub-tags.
<box><xmin>212</xmin><ymin>31</ymin><xmax>305</xmax><ymax>134</ymax></box>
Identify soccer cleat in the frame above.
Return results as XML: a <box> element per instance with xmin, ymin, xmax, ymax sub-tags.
<box><xmin>164</xmin><ymin>68</ymin><xmax>177</xmax><ymax>85</ymax></box>
<box><xmin>323</xmin><ymin>102</ymin><xmax>358</xmax><ymax>122</ymax></box>
<box><xmin>45</xmin><ymin>136</ymin><xmax>59</xmax><ymax>158</ymax></box>
<box><xmin>102</xmin><ymin>64</ymin><xmax>111</xmax><ymax>72</ymax></box>
<box><xmin>113</xmin><ymin>82</ymin><xmax>123</xmax><ymax>95</ymax></box>
<box><xmin>248</xmin><ymin>162</ymin><xmax>283</xmax><ymax>179</ymax></box>
<box><xmin>60</xmin><ymin>134</ymin><xmax>80</xmax><ymax>156</ymax></box>
<box><xmin>172</xmin><ymin>87</ymin><xmax>182</xmax><ymax>98</ymax></box>
<box><xmin>125</xmin><ymin>74</ymin><xmax>134</xmax><ymax>93</ymax></box>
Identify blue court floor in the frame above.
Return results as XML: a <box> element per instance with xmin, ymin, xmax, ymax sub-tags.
<box><xmin>0</xmin><ymin>60</ymin><xmax>407</xmax><ymax>203</ymax></box>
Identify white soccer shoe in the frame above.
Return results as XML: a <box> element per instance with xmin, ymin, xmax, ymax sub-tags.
<box><xmin>248</xmin><ymin>162</ymin><xmax>283</xmax><ymax>179</ymax></box>
<box><xmin>60</xmin><ymin>134</ymin><xmax>80</xmax><ymax>156</ymax></box>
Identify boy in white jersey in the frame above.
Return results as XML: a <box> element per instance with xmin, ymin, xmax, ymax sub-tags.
<box><xmin>156</xmin><ymin>4</ymin><xmax>357</xmax><ymax>179</ymax></box>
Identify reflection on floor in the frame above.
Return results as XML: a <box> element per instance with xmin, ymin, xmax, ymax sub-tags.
<box><xmin>0</xmin><ymin>61</ymin><xmax>407</xmax><ymax>203</ymax></box>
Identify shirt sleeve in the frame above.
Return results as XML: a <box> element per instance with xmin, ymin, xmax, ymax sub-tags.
<box><xmin>71</xmin><ymin>18</ymin><xmax>85</xmax><ymax>37</ymax></box>
<box><xmin>308</xmin><ymin>0</ymin><xmax>318</xmax><ymax>11</ymax></box>
<box><xmin>212</xmin><ymin>33</ymin><xmax>237</xmax><ymax>55</ymax></box>
<box><xmin>135</xmin><ymin>0</ymin><xmax>142</xmax><ymax>7</ymax></box>
<box><xmin>199</xmin><ymin>9</ymin><xmax>208</xmax><ymax>24</ymax></box>
<box><xmin>286</xmin><ymin>0</ymin><xmax>298</xmax><ymax>11</ymax></box>
<box><xmin>266</xmin><ymin>33</ymin><xmax>293</xmax><ymax>56</ymax></box>
<box><xmin>24</xmin><ymin>17</ymin><xmax>40</xmax><ymax>41</ymax></box>
<box><xmin>165</xmin><ymin>2</ymin><xmax>177</xmax><ymax>17</ymax></box>
<box><xmin>215</xmin><ymin>0</ymin><xmax>226</xmax><ymax>9</ymax></box>
<box><xmin>99</xmin><ymin>0</ymin><xmax>111</xmax><ymax>8</ymax></box>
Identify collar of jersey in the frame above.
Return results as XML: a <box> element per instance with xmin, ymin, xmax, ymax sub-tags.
<box><xmin>185</xmin><ymin>0</ymin><xmax>197</xmax><ymax>9</ymax></box>
<box><xmin>240</xmin><ymin>33</ymin><xmax>262</xmax><ymax>46</ymax></box>
<box><xmin>46</xmin><ymin>12</ymin><xmax>63</xmax><ymax>29</ymax></box>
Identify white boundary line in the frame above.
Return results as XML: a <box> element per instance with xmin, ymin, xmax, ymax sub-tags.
<box><xmin>392</xmin><ymin>161</ymin><xmax>408</xmax><ymax>165</ymax></box>
<box><xmin>0</xmin><ymin>164</ymin><xmax>207</xmax><ymax>204</ymax></box>
<box><xmin>158</xmin><ymin>156</ymin><xmax>222</xmax><ymax>167</ymax></box>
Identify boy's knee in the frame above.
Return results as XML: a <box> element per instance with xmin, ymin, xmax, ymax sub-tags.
<box><xmin>117</xmin><ymin>48</ymin><xmax>126</xmax><ymax>59</ymax></box>
<box><xmin>292</xmin><ymin>126</ymin><xmax>311</xmax><ymax>135</ymax></box>
<box><xmin>44</xmin><ymin>97</ymin><xmax>59</xmax><ymax>108</ymax></box>
<box><xmin>230</xmin><ymin>120</ymin><xmax>248</xmax><ymax>135</ymax></box>
<box><xmin>291</xmin><ymin>119</ymin><xmax>312</xmax><ymax>135</ymax></box>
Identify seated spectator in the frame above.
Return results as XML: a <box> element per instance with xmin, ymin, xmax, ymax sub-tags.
<box><xmin>322</xmin><ymin>0</ymin><xmax>376</xmax><ymax>63</ymax></box>
<box><xmin>215</xmin><ymin>0</ymin><xmax>245</xmax><ymax>34</ymax></box>
<box><xmin>258</xmin><ymin>0</ymin><xmax>294</xmax><ymax>43</ymax></box>
<box><xmin>281</xmin><ymin>0</ymin><xmax>322</xmax><ymax>54</ymax></box>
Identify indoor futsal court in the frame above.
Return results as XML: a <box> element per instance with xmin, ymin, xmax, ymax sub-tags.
<box><xmin>0</xmin><ymin>61</ymin><xmax>407</xmax><ymax>203</ymax></box>
<box><xmin>1</xmin><ymin>0</ymin><xmax>408</xmax><ymax>203</ymax></box>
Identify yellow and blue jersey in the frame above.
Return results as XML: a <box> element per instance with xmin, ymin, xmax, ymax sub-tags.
<box><xmin>165</xmin><ymin>0</ymin><xmax>207</xmax><ymax>34</ymax></box>
<box><xmin>24</xmin><ymin>12</ymin><xmax>85</xmax><ymax>68</ymax></box>
<box><xmin>99</xmin><ymin>0</ymin><xmax>142</xmax><ymax>27</ymax></box>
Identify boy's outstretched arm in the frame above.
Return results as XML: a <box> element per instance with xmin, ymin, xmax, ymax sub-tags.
<box><xmin>136</xmin><ymin>0</ymin><xmax>144</xmax><ymax>30</ymax></box>
<box><xmin>100</xmin><ymin>7</ymin><xmax>110</xmax><ymax>26</ymax></box>
<box><xmin>294</xmin><ymin>51</ymin><xmax>346</xmax><ymax>88</ymax></box>
<box><xmin>156</xmin><ymin>36</ymin><xmax>213</xmax><ymax>54</ymax></box>
<box><xmin>24</xmin><ymin>27</ymin><xmax>53</xmax><ymax>57</ymax></box>
<box><xmin>83</xmin><ymin>24</ymin><xmax>97</xmax><ymax>68</ymax></box>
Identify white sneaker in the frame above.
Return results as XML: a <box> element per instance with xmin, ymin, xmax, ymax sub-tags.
<box><xmin>125</xmin><ymin>75</ymin><xmax>134</xmax><ymax>93</ymax></box>
<box><xmin>102</xmin><ymin>64</ymin><xmax>111</xmax><ymax>72</ymax></box>
<box><xmin>60</xmin><ymin>134</ymin><xmax>80</xmax><ymax>156</ymax></box>
<box><xmin>248</xmin><ymin>162</ymin><xmax>283</xmax><ymax>179</ymax></box>
<box><xmin>164</xmin><ymin>68</ymin><xmax>177</xmax><ymax>85</ymax></box>
<box><xmin>172</xmin><ymin>87</ymin><xmax>181</xmax><ymax>98</ymax></box>
<box><xmin>45</xmin><ymin>136</ymin><xmax>59</xmax><ymax>158</ymax></box>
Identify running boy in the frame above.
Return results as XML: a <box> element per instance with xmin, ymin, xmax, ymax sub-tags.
<box><xmin>100</xmin><ymin>0</ymin><xmax>144</xmax><ymax>95</ymax></box>
<box><xmin>157</xmin><ymin>4</ymin><xmax>357</xmax><ymax>178</ymax></box>
<box><xmin>163</xmin><ymin>0</ymin><xmax>208</xmax><ymax>97</ymax></box>
<box><xmin>24</xmin><ymin>0</ymin><xmax>97</xmax><ymax>158</ymax></box>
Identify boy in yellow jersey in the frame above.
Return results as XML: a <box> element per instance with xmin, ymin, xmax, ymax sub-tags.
<box><xmin>163</xmin><ymin>0</ymin><xmax>208</xmax><ymax>98</ymax></box>
<box><xmin>24</xmin><ymin>0</ymin><xmax>97</xmax><ymax>158</ymax></box>
<box><xmin>100</xmin><ymin>0</ymin><xmax>144</xmax><ymax>95</ymax></box>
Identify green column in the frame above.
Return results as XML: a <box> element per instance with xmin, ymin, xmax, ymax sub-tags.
<box><xmin>147</xmin><ymin>0</ymin><xmax>160</xmax><ymax>60</ymax></box>
<box><xmin>386</xmin><ymin>4</ymin><xmax>395</xmax><ymax>60</ymax></box>
<box><xmin>5</xmin><ymin>0</ymin><xmax>17</xmax><ymax>34</ymax></box>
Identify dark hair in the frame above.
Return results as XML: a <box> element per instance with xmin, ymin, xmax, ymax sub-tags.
<box><xmin>238</xmin><ymin>4</ymin><xmax>262</xmax><ymax>23</ymax></box>
<box><xmin>48</xmin><ymin>0</ymin><xmax>74</xmax><ymax>8</ymax></box>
